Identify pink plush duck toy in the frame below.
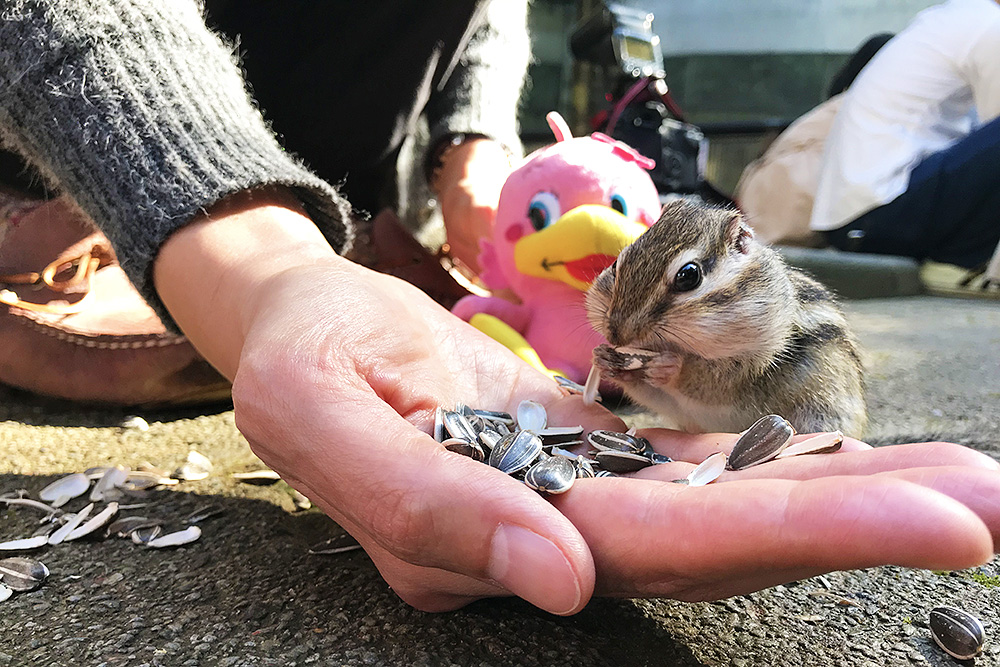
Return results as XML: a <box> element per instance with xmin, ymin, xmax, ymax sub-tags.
<box><xmin>452</xmin><ymin>112</ymin><xmax>661</xmax><ymax>383</ymax></box>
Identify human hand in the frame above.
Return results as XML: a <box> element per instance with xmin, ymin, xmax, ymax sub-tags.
<box><xmin>155</xmin><ymin>189</ymin><xmax>999</xmax><ymax>615</ymax></box>
<box><xmin>433</xmin><ymin>138</ymin><xmax>511</xmax><ymax>275</ymax></box>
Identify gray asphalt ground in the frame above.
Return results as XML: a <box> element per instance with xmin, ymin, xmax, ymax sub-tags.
<box><xmin>1</xmin><ymin>266</ymin><xmax>999</xmax><ymax>666</ymax></box>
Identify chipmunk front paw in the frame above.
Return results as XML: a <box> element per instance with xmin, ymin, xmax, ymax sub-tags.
<box><xmin>593</xmin><ymin>344</ymin><xmax>680</xmax><ymax>385</ymax></box>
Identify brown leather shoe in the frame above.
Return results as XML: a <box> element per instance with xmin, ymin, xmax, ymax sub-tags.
<box><xmin>0</xmin><ymin>190</ymin><xmax>231</xmax><ymax>406</ymax></box>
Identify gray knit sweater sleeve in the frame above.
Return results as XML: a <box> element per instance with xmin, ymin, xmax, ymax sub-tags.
<box><xmin>0</xmin><ymin>0</ymin><xmax>353</xmax><ymax>325</ymax></box>
<box><xmin>426</xmin><ymin>0</ymin><xmax>530</xmax><ymax>160</ymax></box>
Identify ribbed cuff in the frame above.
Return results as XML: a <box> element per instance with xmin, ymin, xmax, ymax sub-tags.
<box><xmin>0</xmin><ymin>0</ymin><xmax>353</xmax><ymax>329</ymax></box>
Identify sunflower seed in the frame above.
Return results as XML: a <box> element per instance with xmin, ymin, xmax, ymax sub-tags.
<box><xmin>290</xmin><ymin>489</ymin><xmax>312</xmax><ymax>511</ymax></box>
<box><xmin>537</xmin><ymin>426</ymin><xmax>585</xmax><ymax>447</ymax></box>
<box><xmin>587</xmin><ymin>429</ymin><xmax>648</xmax><ymax>454</ymax></box>
<box><xmin>107</xmin><ymin>516</ymin><xmax>163</xmax><ymax>538</ymax></box>
<box><xmin>146</xmin><ymin>525</ymin><xmax>201</xmax><ymax>548</ymax></box>
<box><xmin>38</xmin><ymin>473</ymin><xmax>90</xmax><ymax>506</ymax></box>
<box><xmin>524</xmin><ymin>456</ymin><xmax>576</xmax><ymax>495</ymax></box>
<box><xmin>726</xmin><ymin>415</ymin><xmax>795</xmax><ymax>470</ymax></box>
<box><xmin>182</xmin><ymin>504</ymin><xmax>225</xmax><ymax>524</ymax></box>
<box><xmin>130</xmin><ymin>525</ymin><xmax>164</xmax><ymax>545</ymax></box>
<box><xmin>929</xmin><ymin>606</ymin><xmax>985</xmax><ymax>660</ymax></box>
<box><xmin>489</xmin><ymin>430</ymin><xmax>543</xmax><ymax>475</ymax></box>
<box><xmin>442</xmin><ymin>410</ymin><xmax>478</xmax><ymax>443</ymax></box>
<box><xmin>594</xmin><ymin>450</ymin><xmax>653</xmax><ymax>473</ymax></box>
<box><xmin>554</xmin><ymin>375</ymin><xmax>587</xmax><ymax>396</ymax></box>
<box><xmin>473</xmin><ymin>409</ymin><xmax>515</xmax><ymax>427</ymax></box>
<box><xmin>443</xmin><ymin>437</ymin><xmax>485</xmax><ymax>462</ymax></box>
<box><xmin>0</xmin><ymin>557</ymin><xmax>49</xmax><ymax>592</ymax></box>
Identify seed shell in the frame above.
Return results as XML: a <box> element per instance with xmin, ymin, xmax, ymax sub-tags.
<box><xmin>90</xmin><ymin>466</ymin><xmax>129</xmax><ymax>502</ymax></box>
<box><xmin>0</xmin><ymin>535</ymin><xmax>48</xmax><ymax>551</ymax></box>
<box><xmin>65</xmin><ymin>502</ymin><xmax>119</xmax><ymax>541</ymax></box>
<box><xmin>583</xmin><ymin>365</ymin><xmax>602</xmax><ymax>405</ymax></box>
<box><xmin>146</xmin><ymin>525</ymin><xmax>202</xmax><ymax>548</ymax></box>
<box><xmin>516</xmin><ymin>400</ymin><xmax>547</xmax><ymax>432</ymax></box>
<box><xmin>773</xmin><ymin>431</ymin><xmax>844</xmax><ymax>460</ymax></box>
<box><xmin>0</xmin><ymin>584</ymin><xmax>11</xmax><ymax>602</ymax></box>
<box><xmin>48</xmin><ymin>503</ymin><xmax>95</xmax><ymax>545</ymax></box>
<box><xmin>587</xmin><ymin>430</ymin><xmax>647</xmax><ymax>454</ymax></box>
<box><xmin>442</xmin><ymin>410</ymin><xmax>478</xmax><ymax>443</ymax></box>
<box><xmin>686</xmin><ymin>452</ymin><xmax>728</xmax><ymax>487</ymax></box>
<box><xmin>38</xmin><ymin>473</ymin><xmax>90</xmax><ymax>506</ymax></box>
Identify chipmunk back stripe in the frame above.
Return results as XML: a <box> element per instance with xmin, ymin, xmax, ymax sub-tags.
<box><xmin>792</xmin><ymin>276</ymin><xmax>834</xmax><ymax>304</ymax></box>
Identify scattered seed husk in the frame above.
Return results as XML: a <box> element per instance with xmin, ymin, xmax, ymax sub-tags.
<box><xmin>0</xmin><ymin>556</ymin><xmax>49</xmax><ymax>592</ymax></box>
<box><xmin>726</xmin><ymin>415</ymin><xmax>795</xmax><ymax>470</ymax></box>
<box><xmin>553</xmin><ymin>375</ymin><xmax>587</xmax><ymax>396</ymax></box>
<box><xmin>131</xmin><ymin>525</ymin><xmax>164</xmax><ymax>545</ymax></box>
<box><xmin>84</xmin><ymin>466</ymin><xmax>112</xmax><ymax>480</ymax></box>
<box><xmin>0</xmin><ymin>583</ymin><xmax>11</xmax><ymax>602</ymax></box>
<box><xmin>90</xmin><ymin>466</ymin><xmax>129</xmax><ymax>502</ymax></box>
<box><xmin>583</xmin><ymin>365</ymin><xmax>602</xmax><ymax>405</ymax></box>
<box><xmin>231</xmin><ymin>469</ymin><xmax>282</xmax><ymax>485</ymax></box>
<box><xmin>122</xmin><ymin>471</ymin><xmax>178</xmax><ymax>491</ymax></box>
<box><xmin>930</xmin><ymin>606</ymin><xmax>986</xmax><ymax>660</ymax></box>
<box><xmin>107</xmin><ymin>516</ymin><xmax>163</xmax><ymax>538</ymax></box>
<box><xmin>587</xmin><ymin>429</ymin><xmax>648</xmax><ymax>454</ymax></box>
<box><xmin>48</xmin><ymin>503</ymin><xmax>95</xmax><ymax>545</ymax></box>
<box><xmin>537</xmin><ymin>425</ymin><xmax>584</xmax><ymax>447</ymax></box>
<box><xmin>119</xmin><ymin>415</ymin><xmax>150</xmax><ymax>431</ymax></box>
<box><xmin>182</xmin><ymin>504</ymin><xmax>225</xmax><ymax>524</ymax></box>
<box><xmin>686</xmin><ymin>452</ymin><xmax>728</xmax><ymax>487</ymax></box>
<box><xmin>38</xmin><ymin>473</ymin><xmax>90</xmax><ymax>506</ymax></box>
<box><xmin>290</xmin><ymin>489</ymin><xmax>312</xmax><ymax>511</ymax></box>
<box><xmin>0</xmin><ymin>497</ymin><xmax>62</xmax><ymax>516</ymax></box>
<box><xmin>773</xmin><ymin>431</ymin><xmax>844</xmax><ymax>460</ymax></box>
<box><xmin>172</xmin><ymin>450</ymin><xmax>212</xmax><ymax>481</ymax></box>
<box><xmin>65</xmin><ymin>502</ymin><xmax>119</xmax><ymax>542</ymax></box>
<box><xmin>309</xmin><ymin>534</ymin><xmax>363</xmax><ymax>555</ymax></box>
<box><xmin>146</xmin><ymin>525</ymin><xmax>201</xmax><ymax>548</ymax></box>
<box><xmin>0</xmin><ymin>535</ymin><xmax>48</xmax><ymax>551</ymax></box>
<box><xmin>516</xmin><ymin>400</ymin><xmax>547</xmax><ymax>432</ymax></box>
<box><xmin>473</xmin><ymin>409</ymin><xmax>515</xmax><ymax>427</ymax></box>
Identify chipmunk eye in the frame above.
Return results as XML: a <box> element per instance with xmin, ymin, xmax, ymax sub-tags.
<box><xmin>673</xmin><ymin>262</ymin><xmax>702</xmax><ymax>292</ymax></box>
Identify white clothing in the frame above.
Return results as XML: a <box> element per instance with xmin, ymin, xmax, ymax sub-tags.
<box><xmin>810</xmin><ymin>0</ymin><xmax>1000</xmax><ymax>232</ymax></box>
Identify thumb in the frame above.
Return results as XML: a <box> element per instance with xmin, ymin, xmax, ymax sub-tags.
<box><xmin>249</xmin><ymin>395</ymin><xmax>595</xmax><ymax>615</ymax></box>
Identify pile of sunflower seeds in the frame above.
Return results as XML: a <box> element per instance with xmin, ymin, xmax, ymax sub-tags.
<box><xmin>434</xmin><ymin>401</ymin><xmax>847</xmax><ymax>496</ymax></box>
<box><xmin>0</xmin><ymin>449</ymin><xmax>220</xmax><ymax>602</ymax></box>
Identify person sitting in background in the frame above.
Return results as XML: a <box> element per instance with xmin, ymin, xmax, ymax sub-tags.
<box><xmin>811</xmin><ymin>0</ymin><xmax>1000</xmax><ymax>294</ymax></box>
<box><xmin>734</xmin><ymin>33</ymin><xmax>893</xmax><ymax>247</ymax></box>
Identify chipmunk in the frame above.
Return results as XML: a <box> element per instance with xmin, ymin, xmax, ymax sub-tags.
<box><xmin>585</xmin><ymin>200</ymin><xmax>867</xmax><ymax>435</ymax></box>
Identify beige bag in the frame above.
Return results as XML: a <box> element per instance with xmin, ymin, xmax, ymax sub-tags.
<box><xmin>734</xmin><ymin>95</ymin><xmax>844</xmax><ymax>247</ymax></box>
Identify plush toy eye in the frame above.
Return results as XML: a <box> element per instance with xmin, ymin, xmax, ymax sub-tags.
<box><xmin>673</xmin><ymin>262</ymin><xmax>702</xmax><ymax>292</ymax></box>
<box><xmin>609</xmin><ymin>193</ymin><xmax>628</xmax><ymax>216</ymax></box>
<box><xmin>527</xmin><ymin>192</ymin><xmax>560</xmax><ymax>231</ymax></box>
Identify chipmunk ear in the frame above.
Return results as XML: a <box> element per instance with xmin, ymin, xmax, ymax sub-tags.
<box><xmin>724</xmin><ymin>211</ymin><xmax>754</xmax><ymax>255</ymax></box>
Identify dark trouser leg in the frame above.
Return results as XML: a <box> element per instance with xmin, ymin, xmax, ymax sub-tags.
<box><xmin>824</xmin><ymin>114</ymin><xmax>1000</xmax><ymax>269</ymax></box>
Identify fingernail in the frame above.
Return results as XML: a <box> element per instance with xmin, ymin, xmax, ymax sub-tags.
<box><xmin>488</xmin><ymin>524</ymin><xmax>581</xmax><ymax>615</ymax></box>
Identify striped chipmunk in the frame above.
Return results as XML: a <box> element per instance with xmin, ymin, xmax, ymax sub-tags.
<box><xmin>585</xmin><ymin>200</ymin><xmax>867</xmax><ymax>436</ymax></box>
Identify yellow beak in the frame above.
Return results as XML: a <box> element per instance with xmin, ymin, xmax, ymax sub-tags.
<box><xmin>513</xmin><ymin>204</ymin><xmax>648</xmax><ymax>291</ymax></box>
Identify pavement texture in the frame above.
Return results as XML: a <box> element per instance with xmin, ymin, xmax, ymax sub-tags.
<box><xmin>1</xmin><ymin>288</ymin><xmax>999</xmax><ymax>666</ymax></box>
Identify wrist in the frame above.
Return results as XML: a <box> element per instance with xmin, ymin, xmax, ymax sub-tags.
<box><xmin>153</xmin><ymin>187</ymin><xmax>344</xmax><ymax>378</ymax></box>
